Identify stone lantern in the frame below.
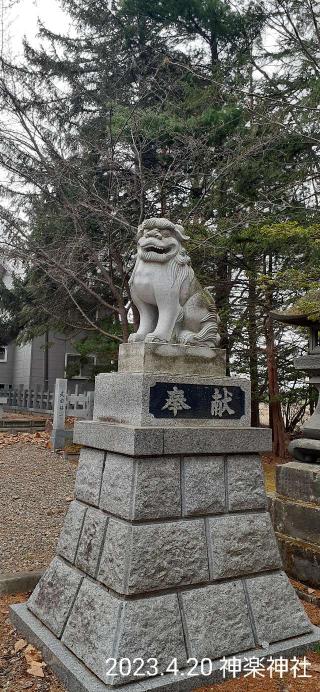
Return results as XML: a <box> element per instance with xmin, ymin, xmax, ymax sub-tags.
<box><xmin>270</xmin><ymin>297</ymin><xmax>320</xmax><ymax>586</ymax></box>
<box><xmin>272</xmin><ymin>294</ymin><xmax>320</xmax><ymax>462</ymax></box>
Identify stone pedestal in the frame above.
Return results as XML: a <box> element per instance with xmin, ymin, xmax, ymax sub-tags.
<box><xmin>270</xmin><ymin>461</ymin><xmax>320</xmax><ymax>587</ymax></box>
<box><xmin>117</xmin><ymin>342</ymin><xmax>226</xmax><ymax>376</ymax></box>
<box><xmin>11</xmin><ymin>344</ymin><xmax>320</xmax><ymax>691</ymax></box>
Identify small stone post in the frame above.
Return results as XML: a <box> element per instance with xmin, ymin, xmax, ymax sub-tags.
<box><xmin>51</xmin><ymin>378</ymin><xmax>68</xmax><ymax>450</ymax></box>
<box><xmin>86</xmin><ymin>390</ymin><xmax>95</xmax><ymax>420</ymax></box>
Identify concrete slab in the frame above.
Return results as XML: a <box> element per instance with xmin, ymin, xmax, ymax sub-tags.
<box><xmin>163</xmin><ymin>428</ymin><xmax>272</xmax><ymax>455</ymax></box>
<box><xmin>0</xmin><ymin>570</ymin><xmax>43</xmax><ymax>596</ymax></box>
<box><xmin>10</xmin><ymin>603</ymin><xmax>320</xmax><ymax>692</ymax></box>
<box><xmin>74</xmin><ymin>422</ymin><xmax>272</xmax><ymax>456</ymax></box>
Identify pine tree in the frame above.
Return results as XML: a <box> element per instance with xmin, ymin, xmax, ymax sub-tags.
<box><xmin>1</xmin><ymin>1</ymin><xmax>320</xmax><ymax>451</ymax></box>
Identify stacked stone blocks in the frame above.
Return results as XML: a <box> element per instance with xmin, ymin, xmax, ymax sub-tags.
<box><xmin>26</xmin><ymin>445</ymin><xmax>312</xmax><ymax>686</ymax></box>
<box><xmin>270</xmin><ymin>461</ymin><xmax>320</xmax><ymax>587</ymax></box>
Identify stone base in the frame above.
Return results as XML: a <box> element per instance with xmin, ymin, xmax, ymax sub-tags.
<box><xmin>118</xmin><ymin>342</ymin><xmax>226</xmax><ymax>377</ymax></box>
<box><xmin>269</xmin><ymin>461</ymin><xmax>320</xmax><ymax>586</ymax></box>
<box><xmin>272</xmin><ymin>496</ymin><xmax>320</xmax><ymax>546</ymax></box>
<box><xmin>93</xmin><ymin>373</ymin><xmax>250</xmax><ymax>428</ymax></box>
<box><xmin>11</xmin><ymin>379</ymin><xmax>318</xmax><ymax>692</ymax></box>
<box><xmin>276</xmin><ymin>533</ymin><xmax>320</xmax><ymax>588</ymax></box>
<box><xmin>11</xmin><ymin>604</ymin><xmax>320</xmax><ymax>692</ymax></box>
<box><xmin>276</xmin><ymin>462</ymin><xmax>320</xmax><ymax>505</ymax></box>
<box><xmin>23</xmin><ymin>559</ymin><xmax>315</xmax><ymax>684</ymax></box>
<box><xmin>74</xmin><ymin>422</ymin><xmax>272</xmax><ymax>455</ymax></box>
<box><xmin>11</xmin><ymin>442</ymin><xmax>318</xmax><ymax>689</ymax></box>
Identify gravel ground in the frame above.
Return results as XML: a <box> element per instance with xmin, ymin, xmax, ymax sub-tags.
<box><xmin>0</xmin><ymin>443</ymin><xmax>77</xmax><ymax>574</ymax></box>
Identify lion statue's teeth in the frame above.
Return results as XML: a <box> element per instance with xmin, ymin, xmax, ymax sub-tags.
<box><xmin>129</xmin><ymin>217</ymin><xmax>220</xmax><ymax>347</ymax></box>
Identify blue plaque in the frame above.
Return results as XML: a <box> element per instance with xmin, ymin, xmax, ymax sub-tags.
<box><xmin>149</xmin><ymin>382</ymin><xmax>245</xmax><ymax>420</ymax></box>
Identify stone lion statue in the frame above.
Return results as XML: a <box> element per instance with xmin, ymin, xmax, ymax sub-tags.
<box><xmin>129</xmin><ymin>217</ymin><xmax>221</xmax><ymax>346</ymax></box>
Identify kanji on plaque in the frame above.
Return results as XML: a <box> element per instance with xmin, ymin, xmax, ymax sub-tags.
<box><xmin>211</xmin><ymin>387</ymin><xmax>235</xmax><ymax>418</ymax></box>
<box><xmin>162</xmin><ymin>386</ymin><xmax>191</xmax><ymax>417</ymax></box>
<box><xmin>149</xmin><ymin>382</ymin><xmax>245</xmax><ymax>419</ymax></box>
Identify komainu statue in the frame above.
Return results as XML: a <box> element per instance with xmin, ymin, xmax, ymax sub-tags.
<box><xmin>129</xmin><ymin>217</ymin><xmax>220</xmax><ymax>346</ymax></box>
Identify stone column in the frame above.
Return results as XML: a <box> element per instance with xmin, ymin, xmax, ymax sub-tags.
<box><xmin>11</xmin><ymin>344</ymin><xmax>320</xmax><ymax>692</ymax></box>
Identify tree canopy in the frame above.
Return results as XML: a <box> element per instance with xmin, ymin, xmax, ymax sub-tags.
<box><xmin>0</xmin><ymin>0</ymin><xmax>320</xmax><ymax>450</ymax></box>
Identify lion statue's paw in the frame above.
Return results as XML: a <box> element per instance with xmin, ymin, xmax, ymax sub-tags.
<box><xmin>145</xmin><ymin>333</ymin><xmax>169</xmax><ymax>343</ymax></box>
<box><xmin>177</xmin><ymin>331</ymin><xmax>194</xmax><ymax>345</ymax></box>
<box><xmin>128</xmin><ymin>333</ymin><xmax>145</xmax><ymax>343</ymax></box>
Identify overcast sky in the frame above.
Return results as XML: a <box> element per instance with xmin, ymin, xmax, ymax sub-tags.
<box><xmin>6</xmin><ymin>0</ymin><xmax>69</xmax><ymax>57</ymax></box>
<box><xmin>6</xmin><ymin>0</ymin><xmax>277</xmax><ymax>61</ymax></box>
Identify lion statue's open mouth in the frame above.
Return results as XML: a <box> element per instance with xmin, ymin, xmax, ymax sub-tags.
<box><xmin>144</xmin><ymin>245</ymin><xmax>168</xmax><ymax>254</ymax></box>
<box><xmin>138</xmin><ymin>235</ymin><xmax>178</xmax><ymax>263</ymax></box>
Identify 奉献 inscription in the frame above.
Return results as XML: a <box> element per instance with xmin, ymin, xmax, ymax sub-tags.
<box><xmin>149</xmin><ymin>382</ymin><xmax>245</xmax><ymax>420</ymax></box>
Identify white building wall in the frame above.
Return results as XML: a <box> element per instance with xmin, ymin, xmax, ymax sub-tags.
<box><xmin>12</xmin><ymin>342</ymin><xmax>32</xmax><ymax>388</ymax></box>
<box><xmin>29</xmin><ymin>332</ymin><xmax>90</xmax><ymax>390</ymax></box>
<box><xmin>0</xmin><ymin>343</ymin><xmax>14</xmax><ymax>387</ymax></box>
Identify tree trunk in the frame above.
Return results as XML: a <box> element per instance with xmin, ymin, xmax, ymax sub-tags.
<box><xmin>263</xmin><ymin>252</ymin><xmax>286</xmax><ymax>457</ymax></box>
<box><xmin>264</xmin><ymin>314</ymin><xmax>286</xmax><ymax>458</ymax></box>
<box><xmin>215</xmin><ymin>252</ymin><xmax>231</xmax><ymax>375</ymax></box>
<box><xmin>44</xmin><ymin>329</ymin><xmax>49</xmax><ymax>390</ymax></box>
<box><xmin>309</xmin><ymin>384</ymin><xmax>315</xmax><ymax>415</ymax></box>
<box><xmin>248</xmin><ymin>271</ymin><xmax>260</xmax><ymax>427</ymax></box>
<box><xmin>210</xmin><ymin>30</ymin><xmax>219</xmax><ymax>66</ymax></box>
<box><xmin>265</xmin><ymin>316</ymin><xmax>286</xmax><ymax>458</ymax></box>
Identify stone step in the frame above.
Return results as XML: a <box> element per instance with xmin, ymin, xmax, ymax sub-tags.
<box><xmin>276</xmin><ymin>531</ymin><xmax>320</xmax><ymax>588</ymax></box>
<box><xmin>272</xmin><ymin>496</ymin><xmax>320</xmax><ymax>547</ymax></box>
<box><xmin>276</xmin><ymin>461</ymin><xmax>320</xmax><ymax>505</ymax></box>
